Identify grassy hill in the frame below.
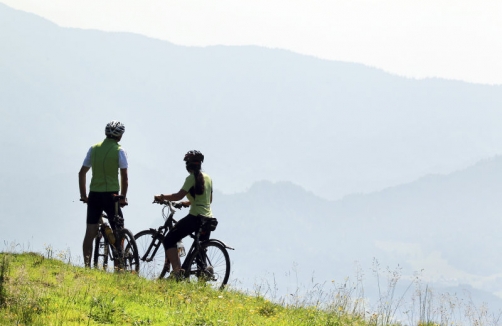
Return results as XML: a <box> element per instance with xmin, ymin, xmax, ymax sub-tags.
<box><xmin>0</xmin><ymin>252</ymin><xmax>367</xmax><ymax>325</ymax></box>
<box><xmin>2</xmin><ymin>250</ymin><xmax>499</xmax><ymax>325</ymax></box>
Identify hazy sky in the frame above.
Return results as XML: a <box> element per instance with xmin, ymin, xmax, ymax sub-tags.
<box><xmin>2</xmin><ymin>0</ymin><xmax>501</xmax><ymax>85</ymax></box>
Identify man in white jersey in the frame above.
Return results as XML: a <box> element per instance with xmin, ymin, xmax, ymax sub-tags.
<box><xmin>78</xmin><ymin>120</ymin><xmax>128</xmax><ymax>267</ymax></box>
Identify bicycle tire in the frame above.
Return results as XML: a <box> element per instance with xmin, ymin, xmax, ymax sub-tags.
<box><xmin>135</xmin><ymin>230</ymin><xmax>168</xmax><ymax>279</ymax></box>
<box><xmin>183</xmin><ymin>240</ymin><xmax>230</xmax><ymax>290</ymax></box>
<box><xmin>116</xmin><ymin>229</ymin><xmax>140</xmax><ymax>274</ymax></box>
<box><xmin>93</xmin><ymin>233</ymin><xmax>110</xmax><ymax>271</ymax></box>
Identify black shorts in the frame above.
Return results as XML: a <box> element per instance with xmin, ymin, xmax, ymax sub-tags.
<box><xmin>86</xmin><ymin>191</ymin><xmax>123</xmax><ymax>229</ymax></box>
<box><xmin>163</xmin><ymin>214</ymin><xmax>210</xmax><ymax>249</ymax></box>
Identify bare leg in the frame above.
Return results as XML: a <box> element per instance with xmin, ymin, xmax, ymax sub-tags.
<box><xmin>166</xmin><ymin>247</ymin><xmax>181</xmax><ymax>273</ymax></box>
<box><xmin>82</xmin><ymin>224</ymin><xmax>99</xmax><ymax>267</ymax></box>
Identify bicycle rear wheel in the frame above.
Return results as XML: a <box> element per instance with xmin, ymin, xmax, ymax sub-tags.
<box><xmin>184</xmin><ymin>240</ymin><xmax>230</xmax><ymax>290</ymax></box>
<box><xmin>116</xmin><ymin>229</ymin><xmax>140</xmax><ymax>274</ymax></box>
<box><xmin>93</xmin><ymin>233</ymin><xmax>110</xmax><ymax>271</ymax></box>
<box><xmin>135</xmin><ymin>230</ymin><xmax>168</xmax><ymax>279</ymax></box>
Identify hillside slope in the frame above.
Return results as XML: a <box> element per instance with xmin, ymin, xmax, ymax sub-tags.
<box><xmin>0</xmin><ymin>252</ymin><xmax>367</xmax><ymax>325</ymax></box>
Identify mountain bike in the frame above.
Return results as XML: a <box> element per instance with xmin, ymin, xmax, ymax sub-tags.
<box><xmin>93</xmin><ymin>195</ymin><xmax>140</xmax><ymax>274</ymax></box>
<box><xmin>134</xmin><ymin>200</ymin><xmax>233</xmax><ymax>289</ymax></box>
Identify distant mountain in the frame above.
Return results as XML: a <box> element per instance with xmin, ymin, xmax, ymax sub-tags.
<box><xmin>1</xmin><ymin>3</ymin><xmax>502</xmax><ymax>201</ymax></box>
<box><xmin>213</xmin><ymin>157</ymin><xmax>502</xmax><ymax>311</ymax></box>
<box><xmin>217</xmin><ymin>156</ymin><xmax>502</xmax><ymax>270</ymax></box>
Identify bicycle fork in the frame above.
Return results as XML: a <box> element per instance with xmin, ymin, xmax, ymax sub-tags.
<box><xmin>141</xmin><ymin>233</ymin><xmax>164</xmax><ymax>262</ymax></box>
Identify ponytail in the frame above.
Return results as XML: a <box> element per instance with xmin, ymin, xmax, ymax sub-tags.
<box><xmin>187</xmin><ymin>162</ymin><xmax>205</xmax><ymax>197</ymax></box>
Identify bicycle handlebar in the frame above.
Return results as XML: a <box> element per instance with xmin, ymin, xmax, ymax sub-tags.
<box><xmin>79</xmin><ymin>196</ymin><xmax>128</xmax><ymax>206</ymax></box>
<box><xmin>152</xmin><ymin>199</ymin><xmax>172</xmax><ymax>206</ymax></box>
<box><xmin>113</xmin><ymin>194</ymin><xmax>128</xmax><ymax>207</ymax></box>
<box><xmin>152</xmin><ymin>199</ymin><xmax>184</xmax><ymax>210</ymax></box>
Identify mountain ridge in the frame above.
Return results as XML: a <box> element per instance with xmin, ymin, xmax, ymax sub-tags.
<box><xmin>2</xmin><ymin>2</ymin><xmax>502</xmax><ymax>199</ymax></box>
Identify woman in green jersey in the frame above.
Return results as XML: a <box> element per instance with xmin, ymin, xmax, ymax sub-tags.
<box><xmin>154</xmin><ymin>150</ymin><xmax>213</xmax><ymax>277</ymax></box>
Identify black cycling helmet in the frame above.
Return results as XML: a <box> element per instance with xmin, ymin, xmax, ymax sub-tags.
<box><xmin>184</xmin><ymin>150</ymin><xmax>204</xmax><ymax>163</ymax></box>
<box><xmin>105</xmin><ymin>120</ymin><xmax>125</xmax><ymax>138</ymax></box>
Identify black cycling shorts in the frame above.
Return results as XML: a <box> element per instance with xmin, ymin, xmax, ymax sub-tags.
<box><xmin>86</xmin><ymin>191</ymin><xmax>123</xmax><ymax>229</ymax></box>
<box><xmin>163</xmin><ymin>214</ymin><xmax>210</xmax><ymax>249</ymax></box>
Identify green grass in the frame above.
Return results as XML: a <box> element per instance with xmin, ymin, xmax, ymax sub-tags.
<box><xmin>0</xmin><ymin>252</ymin><xmax>368</xmax><ymax>325</ymax></box>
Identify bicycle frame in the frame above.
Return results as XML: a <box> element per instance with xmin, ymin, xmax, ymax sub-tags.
<box><xmin>141</xmin><ymin>201</ymin><xmax>234</xmax><ymax>262</ymax></box>
<box><xmin>98</xmin><ymin>215</ymin><xmax>122</xmax><ymax>264</ymax></box>
<box><xmin>101</xmin><ymin>200</ymin><xmax>125</xmax><ymax>253</ymax></box>
<box><xmin>136</xmin><ymin>200</ymin><xmax>233</xmax><ymax>285</ymax></box>
<box><xmin>181</xmin><ymin>217</ymin><xmax>234</xmax><ymax>272</ymax></box>
<box><xmin>94</xmin><ymin>195</ymin><xmax>139</xmax><ymax>273</ymax></box>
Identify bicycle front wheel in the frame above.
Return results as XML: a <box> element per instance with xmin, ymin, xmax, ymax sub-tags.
<box><xmin>184</xmin><ymin>240</ymin><xmax>230</xmax><ymax>290</ymax></box>
<box><xmin>135</xmin><ymin>230</ymin><xmax>168</xmax><ymax>279</ymax></box>
<box><xmin>116</xmin><ymin>229</ymin><xmax>140</xmax><ymax>274</ymax></box>
<box><xmin>93</xmin><ymin>233</ymin><xmax>110</xmax><ymax>271</ymax></box>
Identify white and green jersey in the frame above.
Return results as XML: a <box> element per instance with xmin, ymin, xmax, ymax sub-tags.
<box><xmin>82</xmin><ymin>138</ymin><xmax>128</xmax><ymax>192</ymax></box>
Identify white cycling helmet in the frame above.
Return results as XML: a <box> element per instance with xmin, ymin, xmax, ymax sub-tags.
<box><xmin>105</xmin><ymin>120</ymin><xmax>125</xmax><ymax>138</ymax></box>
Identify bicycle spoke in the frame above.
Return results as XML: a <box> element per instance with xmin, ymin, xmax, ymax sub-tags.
<box><xmin>184</xmin><ymin>241</ymin><xmax>230</xmax><ymax>290</ymax></box>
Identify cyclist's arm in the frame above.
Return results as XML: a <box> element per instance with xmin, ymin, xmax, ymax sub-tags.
<box><xmin>78</xmin><ymin>166</ymin><xmax>90</xmax><ymax>203</ymax></box>
<box><xmin>155</xmin><ymin>189</ymin><xmax>188</xmax><ymax>202</ymax></box>
<box><xmin>178</xmin><ymin>189</ymin><xmax>211</xmax><ymax>207</ymax></box>
<box><xmin>120</xmin><ymin>168</ymin><xmax>128</xmax><ymax>205</ymax></box>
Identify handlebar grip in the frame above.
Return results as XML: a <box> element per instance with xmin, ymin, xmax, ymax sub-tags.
<box><xmin>113</xmin><ymin>194</ymin><xmax>125</xmax><ymax>202</ymax></box>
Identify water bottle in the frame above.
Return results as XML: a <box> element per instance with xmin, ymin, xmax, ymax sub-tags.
<box><xmin>177</xmin><ymin>241</ymin><xmax>185</xmax><ymax>257</ymax></box>
<box><xmin>103</xmin><ymin>224</ymin><xmax>115</xmax><ymax>245</ymax></box>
